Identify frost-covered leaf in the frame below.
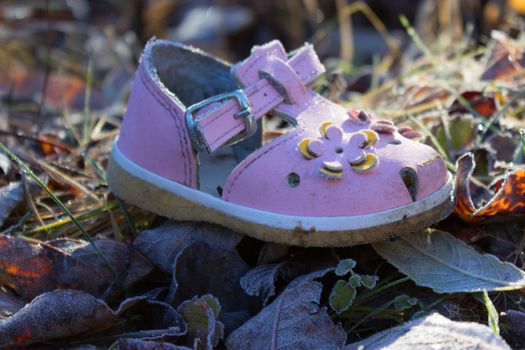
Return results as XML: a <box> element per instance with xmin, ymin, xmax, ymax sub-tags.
<box><xmin>134</xmin><ymin>221</ymin><xmax>255</xmax><ymax>332</ymax></box>
<box><xmin>227</xmin><ymin>269</ymin><xmax>346</xmax><ymax>350</ymax></box>
<box><xmin>0</xmin><ymin>288</ymin><xmax>24</xmax><ymax>320</ymax></box>
<box><xmin>0</xmin><ymin>153</ymin><xmax>11</xmax><ymax>176</ymax></box>
<box><xmin>329</xmin><ymin>280</ymin><xmax>356</xmax><ymax>314</ymax></box>
<box><xmin>113</xmin><ymin>338</ymin><xmax>191</xmax><ymax>350</ymax></box>
<box><xmin>360</xmin><ymin>275</ymin><xmax>378</xmax><ymax>289</ymax></box>
<box><xmin>173</xmin><ymin>242</ymin><xmax>258</xmax><ymax>332</ymax></box>
<box><xmin>178</xmin><ymin>294</ymin><xmax>223</xmax><ymax>350</ymax></box>
<box><xmin>501</xmin><ymin>309</ymin><xmax>525</xmax><ymax>343</ymax></box>
<box><xmin>134</xmin><ymin>221</ymin><xmax>242</xmax><ymax>273</ymax></box>
<box><xmin>335</xmin><ymin>258</ymin><xmax>356</xmax><ymax>276</ymax></box>
<box><xmin>347</xmin><ymin>312</ymin><xmax>510</xmax><ymax>350</ymax></box>
<box><xmin>240</xmin><ymin>263</ymin><xmax>283</xmax><ymax>305</ymax></box>
<box><xmin>373</xmin><ymin>229</ymin><xmax>525</xmax><ymax>293</ymax></box>
<box><xmin>348</xmin><ymin>274</ymin><xmax>361</xmax><ymax>288</ymax></box>
<box><xmin>0</xmin><ymin>182</ymin><xmax>25</xmax><ymax>227</ymax></box>
<box><xmin>393</xmin><ymin>295</ymin><xmax>418</xmax><ymax>311</ymax></box>
<box><xmin>0</xmin><ymin>289</ymin><xmax>186</xmax><ymax>348</ymax></box>
<box><xmin>240</xmin><ymin>249</ymin><xmax>338</xmax><ymax>306</ymax></box>
<box><xmin>0</xmin><ymin>235</ymin><xmax>153</xmax><ymax>300</ymax></box>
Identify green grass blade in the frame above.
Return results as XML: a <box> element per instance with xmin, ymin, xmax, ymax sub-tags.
<box><xmin>0</xmin><ymin>142</ymin><xmax>117</xmax><ymax>277</ymax></box>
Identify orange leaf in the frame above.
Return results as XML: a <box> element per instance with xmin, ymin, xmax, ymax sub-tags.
<box><xmin>454</xmin><ymin>153</ymin><xmax>525</xmax><ymax>222</ymax></box>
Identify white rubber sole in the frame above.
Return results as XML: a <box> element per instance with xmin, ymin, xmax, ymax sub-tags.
<box><xmin>107</xmin><ymin>143</ymin><xmax>454</xmax><ymax>247</ymax></box>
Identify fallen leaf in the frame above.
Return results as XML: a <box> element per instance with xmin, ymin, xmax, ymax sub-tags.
<box><xmin>257</xmin><ymin>242</ymin><xmax>290</xmax><ymax>265</ymax></box>
<box><xmin>226</xmin><ymin>269</ymin><xmax>346</xmax><ymax>350</ymax></box>
<box><xmin>0</xmin><ymin>288</ymin><xmax>24</xmax><ymax>320</ymax></box>
<box><xmin>500</xmin><ymin>309</ymin><xmax>525</xmax><ymax>348</ymax></box>
<box><xmin>373</xmin><ymin>229</ymin><xmax>525</xmax><ymax>293</ymax></box>
<box><xmin>0</xmin><ymin>289</ymin><xmax>186</xmax><ymax>348</ymax></box>
<box><xmin>177</xmin><ymin>294</ymin><xmax>224</xmax><ymax>350</ymax></box>
<box><xmin>346</xmin><ymin>312</ymin><xmax>510</xmax><ymax>349</ymax></box>
<box><xmin>240</xmin><ymin>249</ymin><xmax>339</xmax><ymax>305</ymax></box>
<box><xmin>134</xmin><ymin>221</ymin><xmax>243</xmax><ymax>274</ymax></box>
<box><xmin>454</xmin><ymin>153</ymin><xmax>525</xmax><ymax>223</ymax></box>
<box><xmin>0</xmin><ymin>235</ymin><xmax>153</xmax><ymax>301</ymax></box>
<box><xmin>240</xmin><ymin>263</ymin><xmax>283</xmax><ymax>306</ymax></box>
<box><xmin>172</xmin><ymin>242</ymin><xmax>258</xmax><ymax>332</ymax></box>
<box><xmin>448</xmin><ymin>91</ymin><xmax>497</xmax><ymax>117</ymax></box>
<box><xmin>134</xmin><ymin>221</ymin><xmax>256</xmax><ymax>332</ymax></box>
<box><xmin>113</xmin><ymin>338</ymin><xmax>191</xmax><ymax>350</ymax></box>
<box><xmin>0</xmin><ymin>182</ymin><xmax>27</xmax><ymax>227</ymax></box>
<box><xmin>486</xmin><ymin>132</ymin><xmax>519</xmax><ymax>163</ymax></box>
<box><xmin>434</xmin><ymin>115</ymin><xmax>477</xmax><ymax>157</ymax></box>
<box><xmin>0</xmin><ymin>289</ymin><xmax>115</xmax><ymax>348</ymax></box>
<box><xmin>481</xmin><ymin>31</ymin><xmax>525</xmax><ymax>81</ymax></box>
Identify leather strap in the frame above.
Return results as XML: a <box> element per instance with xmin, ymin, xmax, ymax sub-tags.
<box><xmin>190</xmin><ymin>42</ymin><xmax>325</xmax><ymax>153</ymax></box>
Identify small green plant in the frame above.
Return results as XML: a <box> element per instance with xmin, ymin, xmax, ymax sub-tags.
<box><xmin>329</xmin><ymin>258</ymin><xmax>379</xmax><ymax>314</ymax></box>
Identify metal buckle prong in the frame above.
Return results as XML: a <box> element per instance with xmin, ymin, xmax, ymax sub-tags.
<box><xmin>185</xmin><ymin>90</ymin><xmax>255</xmax><ymax>153</ymax></box>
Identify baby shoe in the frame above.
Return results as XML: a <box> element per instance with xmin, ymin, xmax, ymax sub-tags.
<box><xmin>107</xmin><ymin>39</ymin><xmax>453</xmax><ymax>247</ymax></box>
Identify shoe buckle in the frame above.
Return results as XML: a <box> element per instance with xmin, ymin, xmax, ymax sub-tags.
<box><xmin>185</xmin><ymin>90</ymin><xmax>255</xmax><ymax>153</ymax></box>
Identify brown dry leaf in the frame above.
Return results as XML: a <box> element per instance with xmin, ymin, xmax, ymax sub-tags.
<box><xmin>347</xmin><ymin>312</ymin><xmax>510</xmax><ymax>350</ymax></box>
<box><xmin>113</xmin><ymin>338</ymin><xmax>191</xmax><ymax>350</ymax></box>
<box><xmin>0</xmin><ymin>289</ymin><xmax>187</xmax><ymax>348</ymax></box>
<box><xmin>241</xmin><ymin>249</ymin><xmax>339</xmax><ymax>305</ymax></box>
<box><xmin>481</xmin><ymin>31</ymin><xmax>525</xmax><ymax>81</ymax></box>
<box><xmin>0</xmin><ymin>235</ymin><xmax>153</xmax><ymax>300</ymax></box>
<box><xmin>454</xmin><ymin>153</ymin><xmax>525</xmax><ymax>223</ymax></box>
<box><xmin>448</xmin><ymin>91</ymin><xmax>497</xmax><ymax>117</ymax></box>
<box><xmin>134</xmin><ymin>221</ymin><xmax>258</xmax><ymax>332</ymax></box>
<box><xmin>226</xmin><ymin>268</ymin><xmax>346</xmax><ymax>350</ymax></box>
<box><xmin>0</xmin><ymin>288</ymin><xmax>24</xmax><ymax>320</ymax></box>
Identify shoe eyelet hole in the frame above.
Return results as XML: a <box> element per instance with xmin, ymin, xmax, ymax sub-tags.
<box><xmin>335</xmin><ymin>147</ymin><xmax>343</xmax><ymax>154</ymax></box>
<box><xmin>400</xmin><ymin>167</ymin><xmax>419</xmax><ymax>202</ymax></box>
<box><xmin>287</xmin><ymin>172</ymin><xmax>301</xmax><ymax>188</ymax></box>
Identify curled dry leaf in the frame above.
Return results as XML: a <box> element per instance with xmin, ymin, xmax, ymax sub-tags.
<box><xmin>227</xmin><ymin>269</ymin><xmax>346</xmax><ymax>350</ymax></box>
<box><xmin>0</xmin><ymin>289</ymin><xmax>186</xmax><ymax>348</ymax></box>
<box><xmin>0</xmin><ymin>182</ymin><xmax>31</xmax><ymax>228</ymax></box>
<box><xmin>241</xmin><ymin>249</ymin><xmax>339</xmax><ymax>305</ymax></box>
<box><xmin>177</xmin><ymin>294</ymin><xmax>224</xmax><ymax>350</ymax></box>
<box><xmin>346</xmin><ymin>312</ymin><xmax>510</xmax><ymax>350</ymax></box>
<box><xmin>0</xmin><ymin>235</ymin><xmax>153</xmax><ymax>301</ymax></box>
<box><xmin>373</xmin><ymin>229</ymin><xmax>525</xmax><ymax>293</ymax></box>
<box><xmin>454</xmin><ymin>153</ymin><xmax>525</xmax><ymax>223</ymax></box>
<box><xmin>134</xmin><ymin>221</ymin><xmax>257</xmax><ymax>332</ymax></box>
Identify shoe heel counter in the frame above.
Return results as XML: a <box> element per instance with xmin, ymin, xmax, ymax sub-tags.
<box><xmin>117</xmin><ymin>64</ymin><xmax>197</xmax><ymax>188</ymax></box>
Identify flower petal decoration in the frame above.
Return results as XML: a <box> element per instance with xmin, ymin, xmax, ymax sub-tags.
<box><xmin>351</xmin><ymin>153</ymin><xmax>378</xmax><ymax>173</ymax></box>
<box><xmin>297</xmin><ymin>121</ymin><xmax>380</xmax><ymax>180</ymax></box>
<box><xmin>359</xmin><ymin>130</ymin><xmax>379</xmax><ymax>147</ymax></box>
<box><xmin>297</xmin><ymin>138</ymin><xmax>323</xmax><ymax>160</ymax></box>
<box><xmin>319</xmin><ymin>161</ymin><xmax>344</xmax><ymax>180</ymax></box>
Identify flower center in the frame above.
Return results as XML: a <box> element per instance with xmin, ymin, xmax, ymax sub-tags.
<box><xmin>335</xmin><ymin>147</ymin><xmax>343</xmax><ymax>154</ymax></box>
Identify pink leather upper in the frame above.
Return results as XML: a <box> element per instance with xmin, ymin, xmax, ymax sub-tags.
<box><xmin>117</xmin><ymin>39</ymin><xmax>448</xmax><ymax>216</ymax></box>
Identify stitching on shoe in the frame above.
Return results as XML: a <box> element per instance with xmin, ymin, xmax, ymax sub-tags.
<box><xmin>139</xmin><ymin>65</ymin><xmax>192</xmax><ymax>185</ymax></box>
<box><xmin>224</xmin><ymin>132</ymin><xmax>297</xmax><ymax>200</ymax></box>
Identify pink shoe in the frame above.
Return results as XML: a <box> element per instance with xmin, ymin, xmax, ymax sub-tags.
<box><xmin>108</xmin><ymin>39</ymin><xmax>453</xmax><ymax>247</ymax></box>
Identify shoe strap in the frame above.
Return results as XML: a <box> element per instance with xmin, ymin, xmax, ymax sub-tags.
<box><xmin>187</xmin><ymin>41</ymin><xmax>324</xmax><ymax>153</ymax></box>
